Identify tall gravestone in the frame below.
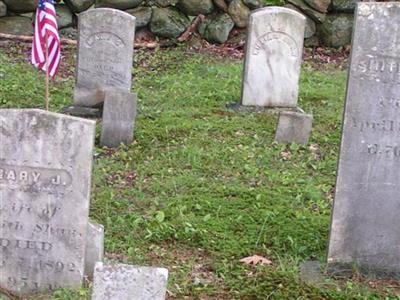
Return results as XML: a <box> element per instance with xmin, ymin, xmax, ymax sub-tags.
<box><xmin>241</xmin><ymin>7</ymin><xmax>305</xmax><ymax>107</ymax></box>
<box><xmin>328</xmin><ymin>2</ymin><xmax>400</xmax><ymax>277</ymax></box>
<box><xmin>0</xmin><ymin>109</ymin><xmax>95</xmax><ymax>295</ymax></box>
<box><xmin>74</xmin><ymin>8</ymin><xmax>136</xmax><ymax>107</ymax></box>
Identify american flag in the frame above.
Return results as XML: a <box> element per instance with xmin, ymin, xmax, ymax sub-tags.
<box><xmin>31</xmin><ymin>0</ymin><xmax>61</xmax><ymax>78</ymax></box>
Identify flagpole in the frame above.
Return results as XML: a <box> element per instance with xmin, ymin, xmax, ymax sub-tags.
<box><xmin>45</xmin><ymin>32</ymin><xmax>49</xmax><ymax>111</ymax></box>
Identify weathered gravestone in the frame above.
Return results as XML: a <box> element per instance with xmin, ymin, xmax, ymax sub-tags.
<box><xmin>92</xmin><ymin>263</ymin><xmax>169</xmax><ymax>300</ymax></box>
<box><xmin>328</xmin><ymin>2</ymin><xmax>400</xmax><ymax>278</ymax></box>
<box><xmin>100</xmin><ymin>90</ymin><xmax>137</xmax><ymax>148</ymax></box>
<box><xmin>241</xmin><ymin>7</ymin><xmax>305</xmax><ymax>107</ymax></box>
<box><xmin>74</xmin><ymin>8</ymin><xmax>136</xmax><ymax>107</ymax></box>
<box><xmin>0</xmin><ymin>109</ymin><xmax>95</xmax><ymax>295</ymax></box>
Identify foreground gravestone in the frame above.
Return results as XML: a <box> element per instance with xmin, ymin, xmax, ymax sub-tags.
<box><xmin>74</xmin><ymin>8</ymin><xmax>136</xmax><ymax>107</ymax></box>
<box><xmin>100</xmin><ymin>90</ymin><xmax>137</xmax><ymax>148</ymax></box>
<box><xmin>241</xmin><ymin>7</ymin><xmax>305</xmax><ymax>107</ymax></box>
<box><xmin>275</xmin><ymin>111</ymin><xmax>313</xmax><ymax>145</ymax></box>
<box><xmin>328</xmin><ymin>2</ymin><xmax>400</xmax><ymax>278</ymax></box>
<box><xmin>0</xmin><ymin>109</ymin><xmax>95</xmax><ymax>295</ymax></box>
<box><xmin>92</xmin><ymin>263</ymin><xmax>168</xmax><ymax>300</ymax></box>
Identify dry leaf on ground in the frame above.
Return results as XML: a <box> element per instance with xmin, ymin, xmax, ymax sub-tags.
<box><xmin>280</xmin><ymin>150</ymin><xmax>292</xmax><ymax>160</ymax></box>
<box><xmin>309</xmin><ymin>143</ymin><xmax>323</xmax><ymax>160</ymax></box>
<box><xmin>240</xmin><ymin>255</ymin><xmax>273</xmax><ymax>266</ymax></box>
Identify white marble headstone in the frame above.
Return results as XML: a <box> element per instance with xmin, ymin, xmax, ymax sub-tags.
<box><xmin>241</xmin><ymin>7</ymin><xmax>305</xmax><ymax>107</ymax></box>
<box><xmin>0</xmin><ymin>109</ymin><xmax>95</xmax><ymax>295</ymax></box>
<box><xmin>74</xmin><ymin>8</ymin><xmax>136</xmax><ymax>107</ymax></box>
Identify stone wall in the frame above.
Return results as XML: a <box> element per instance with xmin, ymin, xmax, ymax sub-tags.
<box><xmin>0</xmin><ymin>0</ymin><xmax>355</xmax><ymax>47</ymax></box>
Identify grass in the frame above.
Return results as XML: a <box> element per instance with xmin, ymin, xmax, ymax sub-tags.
<box><xmin>0</xmin><ymin>44</ymin><xmax>399</xmax><ymax>299</ymax></box>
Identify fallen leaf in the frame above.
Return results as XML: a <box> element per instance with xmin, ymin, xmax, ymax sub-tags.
<box><xmin>309</xmin><ymin>143</ymin><xmax>323</xmax><ymax>160</ymax></box>
<box><xmin>280</xmin><ymin>150</ymin><xmax>292</xmax><ymax>160</ymax></box>
<box><xmin>240</xmin><ymin>255</ymin><xmax>273</xmax><ymax>266</ymax></box>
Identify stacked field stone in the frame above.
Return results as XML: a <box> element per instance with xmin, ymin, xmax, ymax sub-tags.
<box><xmin>0</xmin><ymin>0</ymin><xmax>356</xmax><ymax>47</ymax></box>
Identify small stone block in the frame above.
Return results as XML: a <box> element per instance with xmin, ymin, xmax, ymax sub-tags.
<box><xmin>92</xmin><ymin>263</ymin><xmax>169</xmax><ymax>300</ymax></box>
<box><xmin>299</xmin><ymin>261</ymin><xmax>325</xmax><ymax>285</ymax></box>
<box><xmin>85</xmin><ymin>221</ymin><xmax>105</xmax><ymax>279</ymax></box>
<box><xmin>100</xmin><ymin>90</ymin><xmax>137</xmax><ymax>148</ymax></box>
<box><xmin>275</xmin><ymin>111</ymin><xmax>313</xmax><ymax>145</ymax></box>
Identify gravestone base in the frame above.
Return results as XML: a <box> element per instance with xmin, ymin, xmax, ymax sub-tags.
<box><xmin>74</xmin><ymin>87</ymin><xmax>106</xmax><ymax>108</ymax></box>
<box><xmin>326</xmin><ymin>262</ymin><xmax>355</xmax><ymax>278</ymax></box>
<box><xmin>274</xmin><ymin>111</ymin><xmax>313</xmax><ymax>145</ymax></box>
<box><xmin>100</xmin><ymin>91</ymin><xmax>137</xmax><ymax>148</ymax></box>
<box><xmin>227</xmin><ymin>103</ymin><xmax>304</xmax><ymax>114</ymax></box>
<box><xmin>61</xmin><ymin>105</ymin><xmax>103</xmax><ymax>119</ymax></box>
<box><xmin>327</xmin><ymin>262</ymin><xmax>400</xmax><ymax>280</ymax></box>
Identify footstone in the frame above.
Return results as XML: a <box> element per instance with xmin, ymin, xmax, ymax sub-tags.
<box><xmin>299</xmin><ymin>261</ymin><xmax>325</xmax><ymax>285</ymax></box>
<box><xmin>85</xmin><ymin>221</ymin><xmax>104</xmax><ymax>279</ymax></box>
<box><xmin>74</xmin><ymin>8</ymin><xmax>135</xmax><ymax>107</ymax></box>
<box><xmin>274</xmin><ymin>111</ymin><xmax>313</xmax><ymax>145</ymax></box>
<box><xmin>241</xmin><ymin>7</ymin><xmax>305</xmax><ymax>107</ymax></box>
<box><xmin>92</xmin><ymin>263</ymin><xmax>169</xmax><ymax>300</ymax></box>
<box><xmin>100</xmin><ymin>91</ymin><xmax>137</xmax><ymax>148</ymax></box>
<box><xmin>0</xmin><ymin>109</ymin><xmax>95</xmax><ymax>295</ymax></box>
<box><xmin>328</xmin><ymin>2</ymin><xmax>400</xmax><ymax>278</ymax></box>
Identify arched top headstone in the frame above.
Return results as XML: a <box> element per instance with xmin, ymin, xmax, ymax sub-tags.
<box><xmin>241</xmin><ymin>6</ymin><xmax>306</xmax><ymax>107</ymax></box>
<box><xmin>251</xmin><ymin>6</ymin><xmax>306</xmax><ymax>21</ymax></box>
<box><xmin>78</xmin><ymin>7</ymin><xmax>136</xmax><ymax>24</ymax></box>
<box><xmin>74</xmin><ymin>8</ymin><xmax>136</xmax><ymax>107</ymax></box>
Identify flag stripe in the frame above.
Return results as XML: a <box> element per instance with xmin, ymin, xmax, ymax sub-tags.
<box><xmin>32</xmin><ymin>9</ymin><xmax>44</xmax><ymax>64</ymax></box>
<box><xmin>31</xmin><ymin>0</ymin><xmax>61</xmax><ymax>78</ymax></box>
